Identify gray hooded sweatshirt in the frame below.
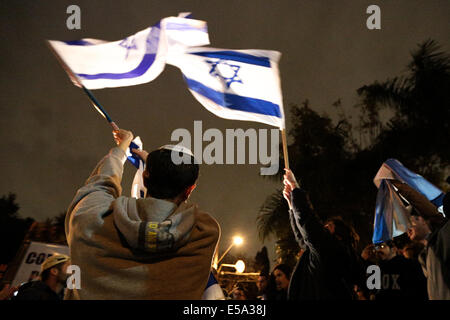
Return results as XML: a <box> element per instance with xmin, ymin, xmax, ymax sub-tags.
<box><xmin>64</xmin><ymin>147</ymin><xmax>220</xmax><ymax>299</ymax></box>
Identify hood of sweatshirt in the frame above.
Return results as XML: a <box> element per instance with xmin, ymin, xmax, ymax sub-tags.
<box><xmin>112</xmin><ymin>195</ymin><xmax>196</xmax><ymax>253</ymax></box>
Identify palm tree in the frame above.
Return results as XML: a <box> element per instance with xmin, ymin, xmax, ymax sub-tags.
<box><xmin>51</xmin><ymin>212</ymin><xmax>68</xmax><ymax>244</ymax></box>
<box><xmin>357</xmin><ymin>39</ymin><xmax>450</xmax><ymax>181</ymax></box>
<box><xmin>257</xmin><ymin>191</ymin><xmax>299</xmax><ymax>268</ymax></box>
<box><xmin>0</xmin><ymin>193</ymin><xmax>34</xmax><ymax>264</ymax></box>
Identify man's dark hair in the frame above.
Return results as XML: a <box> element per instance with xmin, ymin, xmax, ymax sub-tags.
<box><xmin>144</xmin><ymin>148</ymin><xmax>199</xmax><ymax>199</ymax></box>
<box><xmin>443</xmin><ymin>192</ymin><xmax>449</xmax><ymax>216</ymax></box>
<box><xmin>384</xmin><ymin>240</ymin><xmax>395</xmax><ymax>248</ymax></box>
<box><xmin>392</xmin><ymin>232</ymin><xmax>410</xmax><ymax>249</ymax></box>
<box><xmin>272</xmin><ymin>263</ymin><xmax>292</xmax><ymax>279</ymax></box>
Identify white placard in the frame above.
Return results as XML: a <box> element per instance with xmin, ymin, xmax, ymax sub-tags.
<box><xmin>11</xmin><ymin>241</ymin><xmax>69</xmax><ymax>287</ymax></box>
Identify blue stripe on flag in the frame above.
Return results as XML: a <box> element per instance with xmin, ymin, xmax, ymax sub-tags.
<box><xmin>431</xmin><ymin>193</ymin><xmax>445</xmax><ymax>208</ymax></box>
<box><xmin>190</xmin><ymin>51</ymin><xmax>271</xmax><ymax>67</ymax></box>
<box><xmin>185</xmin><ymin>77</ymin><xmax>282</xmax><ymax>118</ymax></box>
<box><xmin>205</xmin><ymin>272</ymin><xmax>218</xmax><ymax>289</ymax></box>
<box><xmin>64</xmin><ymin>40</ymin><xmax>94</xmax><ymax>46</ymax></box>
<box><xmin>373</xmin><ymin>180</ymin><xmax>392</xmax><ymax>244</ymax></box>
<box><xmin>76</xmin><ymin>24</ymin><xmax>161</xmax><ymax>80</ymax></box>
<box><xmin>127</xmin><ymin>141</ymin><xmax>141</xmax><ymax>169</ymax></box>
<box><xmin>78</xmin><ymin>54</ymin><xmax>156</xmax><ymax>80</ymax></box>
<box><xmin>385</xmin><ymin>159</ymin><xmax>444</xmax><ymax>206</ymax></box>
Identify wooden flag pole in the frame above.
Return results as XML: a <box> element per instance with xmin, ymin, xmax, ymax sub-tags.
<box><xmin>46</xmin><ymin>41</ymin><xmax>119</xmax><ymax>131</ymax></box>
<box><xmin>281</xmin><ymin>129</ymin><xmax>289</xmax><ymax>169</ymax></box>
<box><xmin>80</xmin><ymin>86</ymin><xmax>119</xmax><ymax>131</ymax></box>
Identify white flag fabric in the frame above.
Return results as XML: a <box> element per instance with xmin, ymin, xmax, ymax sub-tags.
<box><xmin>373</xmin><ymin>159</ymin><xmax>444</xmax><ymax>207</ymax></box>
<box><xmin>372</xmin><ymin>158</ymin><xmax>445</xmax><ymax>243</ymax></box>
<box><xmin>131</xmin><ymin>160</ymin><xmax>146</xmax><ymax>199</ymax></box>
<box><xmin>373</xmin><ymin>179</ymin><xmax>412</xmax><ymax>244</ymax></box>
<box><xmin>48</xmin><ymin>14</ymin><xmax>209</xmax><ymax>89</ymax></box>
<box><xmin>126</xmin><ymin>136</ymin><xmax>147</xmax><ymax>199</ymax></box>
<box><xmin>167</xmin><ymin>48</ymin><xmax>285</xmax><ymax>128</ymax></box>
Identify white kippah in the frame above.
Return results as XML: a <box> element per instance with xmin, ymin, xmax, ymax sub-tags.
<box><xmin>160</xmin><ymin>144</ymin><xmax>195</xmax><ymax>157</ymax></box>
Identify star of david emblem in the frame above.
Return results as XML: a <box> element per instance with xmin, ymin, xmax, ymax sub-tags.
<box><xmin>206</xmin><ymin>59</ymin><xmax>243</xmax><ymax>88</ymax></box>
<box><xmin>119</xmin><ymin>36</ymin><xmax>137</xmax><ymax>59</ymax></box>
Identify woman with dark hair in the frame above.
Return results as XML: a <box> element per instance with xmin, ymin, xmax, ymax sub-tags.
<box><xmin>324</xmin><ymin>217</ymin><xmax>360</xmax><ymax>250</ymax></box>
<box><xmin>283</xmin><ymin>169</ymin><xmax>365</xmax><ymax>300</ymax></box>
<box><xmin>271</xmin><ymin>264</ymin><xmax>292</xmax><ymax>300</ymax></box>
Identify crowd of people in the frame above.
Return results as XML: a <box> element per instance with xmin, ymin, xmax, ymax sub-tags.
<box><xmin>1</xmin><ymin>128</ymin><xmax>448</xmax><ymax>301</ymax></box>
<box><xmin>225</xmin><ymin>169</ymin><xmax>449</xmax><ymax>301</ymax></box>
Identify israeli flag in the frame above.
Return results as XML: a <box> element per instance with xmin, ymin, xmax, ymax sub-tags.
<box><xmin>126</xmin><ymin>137</ymin><xmax>147</xmax><ymax>199</ymax></box>
<box><xmin>373</xmin><ymin>179</ymin><xmax>412</xmax><ymax>244</ymax></box>
<box><xmin>374</xmin><ymin>159</ymin><xmax>444</xmax><ymax>208</ymax></box>
<box><xmin>202</xmin><ymin>272</ymin><xmax>225</xmax><ymax>300</ymax></box>
<box><xmin>372</xmin><ymin>159</ymin><xmax>445</xmax><ymax>243</ymax></box>
<box><xmin>48</xmin><ymin>14</ymin><xmax>209</xmax><ymax>89</ymax></box>
<box><xmin>167</xmin><ymin>48</ymin><xmax>285</xmax><ymax>128</ymax></box>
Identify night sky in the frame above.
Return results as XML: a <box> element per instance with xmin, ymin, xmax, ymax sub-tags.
<box><xmin>1</xmin><ymin>1</ymin><xmax>449</xmax><ymax>264</ymax></box>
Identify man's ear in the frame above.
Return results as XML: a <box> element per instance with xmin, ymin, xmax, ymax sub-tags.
<box><xmin>50</xmin><ymin>267</ymin><xmax>59</xmax><ymax>277</ymax></box>
<box><xmin>184</xmin><ymin>184</ymin><xmax>197</xmax><ymax>198</ymax></box>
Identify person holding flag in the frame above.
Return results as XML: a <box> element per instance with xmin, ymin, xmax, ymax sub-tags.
<box><xmin>64</xmin><ymin>128</ymin><xmax>220</xmax><ymax>299</ymax></box>
<box><xmin>282</xmin><ymin>169</ymin><xmax>365</xmax><ymax>300</ymax></box>
<box><xmin>390</xmin><ymin>181</ymin><xmax>449</xmax><ymax>300</ymax></box>
<box><xmin>371</xmin><ymin>159</ymin><xmax>449</xmax><ymax>299</ymax></box>
<box><xmin>49</xmin><ymin>12</ymin><xmax>290</xmax><ymax>299</ymax></box>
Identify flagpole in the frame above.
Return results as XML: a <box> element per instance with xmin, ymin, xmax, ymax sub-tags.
<box><xmin>46</xmin><ymin>41</ymin><xmax>119</xmax><ymax>131</ymax></box>
<box><xmin>281</xmin><ymin>129</ymin><xmax>289</xmax><ymax>170</ymax></box>
<box><xmin>80</xmin><ymin>86</ymin><xmax>119</xmax><ymax>131</ymax></box>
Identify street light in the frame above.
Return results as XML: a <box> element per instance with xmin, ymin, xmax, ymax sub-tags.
<box><xmin>234</xmin><ymin>260</ymin><xmax>245</xmax><ymax>273</ymax></box>
<box><xmin>233</xmin><ymin>236</ymin><xmax>243</xmax><ymax>246</ymax></box>
<box><xmin>217</xmin><ymin>259</ymin><xmax>246</xmax><ymax>274</ymax></box>
<box><xmin>217</xmin><ymin>235</ymin><xmax>244</xmax><ymax>265</ymax></box>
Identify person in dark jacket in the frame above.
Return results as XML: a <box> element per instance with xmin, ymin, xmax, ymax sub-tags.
<box><xmin>374</xmin><ymin>241</ymin><xmax>428</xmax><ymax>300</ymax></box>
<box><xmin>283</xmin><ymin>169</ymin><xmax>365</xmax><ymax>300</ymax></box>
<box><xmin>392</xmin><ymin>181</ymin><xmax>449</xmax><ymax>300</ymax></box>
<box><xmin>256</xmin><ymin>271</ymin><xmax>270</xmax><ymax>300</ymax></box>
<box><xmin>14</xmin><ymin>254</ymin><xmax>71</xmax><ymax>300</ymax></box>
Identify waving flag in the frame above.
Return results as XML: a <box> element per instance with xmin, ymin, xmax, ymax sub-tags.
<box><xmin>374</xmin><ymin>159</ymin><xmax>444</xmax><ymax>207</ymax></box>
<box><xmin>373</xmin><ymin>179</ymin><xmax>412</xmax><ymax>244</ymax></box>
<box><xmin>167</xmin><ymin>48</ymin><xmax>285</xmax><ymax>128</ymax></box>
<box><xmin>372</xmin><ymin>159</ymin><xmax>445</xmax><ymax>243</ymax></box>
<box><xmin>202</xmin><ymin>272</ymin><xmax>225</xmax><ymax>300</ymax></box>
<box><xmin>126</xmin><ymin>137</ymin><xmax>147</xmax><ymax>199</ymax></box>
<box><xmin>48</xmin><ymin>14</ymin><xmax>209</xmax><ymax>89</ymax></box>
